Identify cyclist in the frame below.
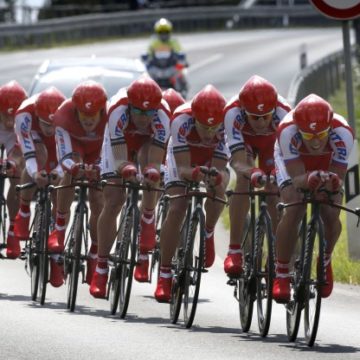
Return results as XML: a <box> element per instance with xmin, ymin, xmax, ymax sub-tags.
<box><xmin>273</xmin><ymin>94</ymin><xmax>354</xmax><ymax>303</ymax></box>
<box><xmin>0</xmin><ymin>81</ymin><xmax>27</xmax><ymax>259</ymax></box>
<box><xmin>162</xmin><ymin>88</ymin><xmax>185</xmax><ymax>114</ymax></box>
<box><xmin>148</xmin><ymin>18</ymin><xmax>185</xmax><ymax>66</ymax></box>
<box><xmin>48</xmin><ymin>81</ymin><xmax>107</xmax><ymax>287</ymax></box>
<box><xmin>154</xmin><ymin>85</ymin><xmax>230</xmax><ymax>302</ymax></box>
<box><xmin>14</xmin><ymin>87</ymin><xmax>65</xmax><ymax>286</ymax></box>
<box><xmin>90</xmin><ymin>76</ymin><xmax>171</xmax><ymax>298</ymax></box>
<box><xmin>223</xmin><ymin>75</ymin><xmax>291</xmax><ymax>276</ymax></box>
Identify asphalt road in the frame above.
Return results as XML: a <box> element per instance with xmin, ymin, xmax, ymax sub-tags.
<box><xmin>1</xmin><ymin>28</ymin><xmax>359</xmax><ymax>360</ymax></box>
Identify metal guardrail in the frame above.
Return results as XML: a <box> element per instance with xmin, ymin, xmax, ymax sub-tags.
<box><xmin>0</xmin><ymin>5</ymin><xmax>330</xmax><ymax>48</ymax></box>
<box><xmin>287</xmin><ymin>49</ymin><xmax>344</xmax><ymax>107</ymax></box>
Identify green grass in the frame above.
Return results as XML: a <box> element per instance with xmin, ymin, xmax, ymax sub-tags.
<box><xmin>221</xmin><ymin>72</ymin><xmax>360</xmax><ymax>284</ymax></box>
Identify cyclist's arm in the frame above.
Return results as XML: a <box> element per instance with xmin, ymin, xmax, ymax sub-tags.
<box><xmin>211</xmin><ymin>156</ymin><xmax>228</xmax><ymax>183</ymax></box>
<box><xmin>230</xmin><ymin>149</ymin><xmax>252</xmax><ymax>178</ymax></box>
<box><xmin>55</xmin><ymin>126</ymin><xmax>75</xmax><ymax>173</ymax></box>
<box><xmin>148</xmin><ymin>145</ymin><xmax>165</xmax><ymax>172</ymax></box>
<box><xmin>285</xmin><ymin>160</ymin><xmax>308</xmax><ymax>189</ymax></box>
<box><xmin>15</xmin><ymin>111</ymin><xmax>38</xmax><ymax>178</ymax></box>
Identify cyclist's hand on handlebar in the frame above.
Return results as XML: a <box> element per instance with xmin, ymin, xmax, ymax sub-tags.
<box><xmin>191</xmin><ymin>165</ymin><xmax>207</xmax><ymax>183</ymax></box>
<box><xmin>120</xmin><ymin>163</ymin><xmax>138</xmax><ymax>182</ymax></box>
<box><xmin>34</xmin><ymin>170</ymin><xmax>49</xmax><ymax>188</ymax></box>
<box><xmin>70</xmin><ymin>162</ymin><xmax>85</xmax><ymax>179</ymax></box>
<box><xmin>143</xmin><ymin>164</ymin><xmax>160</xmax><ymax>186</ymax></box>
<box><xmin>206</xmin><ymin>166</ymin><xmax>223</xmax><ymax>187</ymax></box>
<box><xmin>326</xmin><ymin>172</ymin><xmax>341</xmax><ymax>192</ymax></box>
<box><xmin>250</xmin><ymin>167</ymin><xmax>266</xmax><ymax>188</ymax></box>
<box><xmin>1</xmin><ymin>159</ymin><xmax>16</xmax><ymax>176</ymax></box>
<box><xmin>49</xmin><ymin>169</ymin><xmax>60</xmax><ymax>184</ymax></box>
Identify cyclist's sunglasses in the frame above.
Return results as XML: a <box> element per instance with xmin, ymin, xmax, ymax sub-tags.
<box><xmin>130</xmin><ymin>106</ymin><xmax>157</xmax><ymax>117</ymax></box>
<box><xmin>299</xmin><ymin>128</ymin><xmax>330</xmax><ymax>141</ymax></box>
<box><xmin>195</xmin><ymin>120</ymin><xmax>221</xmax><ymax>133</ymax></box>
<box><xmin>245</xmin><ymin>110</ymin><xmax>274</xmax><ymax>120</ymax></box>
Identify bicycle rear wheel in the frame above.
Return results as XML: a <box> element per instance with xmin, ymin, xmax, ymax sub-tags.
<box><xmin>38</xmin><ymin>197</ymin><xmax>51</xmax><ymax>305</ymax></box>
<box><xmin>67</xmin><ymin>208</ymin><xmax>84</xmax><ymax>312</ymax></box>
<box><xmin>255</xmin><ymin>215</ymin><xmax>274</xmax><ymax>337</ymax></box>
<box><xmin>239</xmin><ymin>214</ymin><xmax>255</xmax><ymax>332</ymax></box>
<box><xmin>304</xmin><ymin>218</ymin><xmax>324</xmax><ymax>347</ymax></box>
<box><xmin>118</xmin><ymin>206</ymin><xmax>139</xmax><ymax>319</ymax></box>
<box><xmin>183</xmin><ymin>209</ymin><xmax>205</xmax><ymax>328</ymax></box>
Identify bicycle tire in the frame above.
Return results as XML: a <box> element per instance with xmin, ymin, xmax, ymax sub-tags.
<box><xmin>30</xmin><ymin>205</ymin><xmax>41</xmax><ymax>301</ymax></box>
<box><xmin>67</xmin><ymin>206</ymin><xmax>84</xmax><ymax>312</ymax></box>
<box><xmin>286</xmin><ymin>215</ymin><xmax>307</xmax><ymax>342</ymax></box>
<box><xmin>239</xmin><ymin>214</ymin><xmax>255</xmax><ymax>332</ymax></box>
<box><xmin>109</xmin><ymin>208</ymin><xmax>126</xmax><ymax>315</ymax></box>
<box><xmin>183</xmin><ymin>208</ymin><xmax>205</xmax><ymax>328</ymax></box>
<box><xmin>255</xmin><ymin>214</ymin><xmax>274</xmax><ymax>337</ymax></box>
<box><xmin>304</xmin><ymin>217</ymin><xmax>324</xmax><ymax>347</ymax></box>
<box><xmin>170</xmin><ymin>219</ymin><xmax>188</xmax><ymax>324</ymax></box>
<box><xmin>38</xmin><ymin>196</ymin><xmax>51</xmax><ymax>305</ymax></box>
<box><xmin>118</xmin><ymin>205</ymin><xmax>139</xmax><ymax>319</ymax></box>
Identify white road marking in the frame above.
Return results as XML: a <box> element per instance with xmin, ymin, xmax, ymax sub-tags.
<box><xmin>187</xmin><ymin>53</ymin><xmax>224</xmax><ymax>74</ymax></box>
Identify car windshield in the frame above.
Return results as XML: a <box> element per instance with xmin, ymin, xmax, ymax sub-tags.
<box><xmin>30</xmin><ymin>65</ymin><xmax>145</xmax><ymax>98</ymax></box>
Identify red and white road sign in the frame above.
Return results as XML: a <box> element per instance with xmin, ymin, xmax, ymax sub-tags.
<box><xmin>310</xmin><ymin>0</ymin><xmax>360</xmax><ymax>20</ymax></box>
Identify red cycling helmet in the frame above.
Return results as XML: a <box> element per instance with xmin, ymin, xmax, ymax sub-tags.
<box><xmin>294</xmin><ymin>94</ymin><xmax>333</xmax><ymax>133</ymax></box>
<box><xmin>127</xmin><ymin>77</ymin><xmax>162</xmax><ymax>110</ymax></box>
<box><xmin>35</xmin><ymin>87</ymin><xmax>66</xmax><ymax>124</ymax></box>
<box><xmin>239</xmin><ymin>75</ymin><xmax>277</xmax><ymax>115</ymax></box>
<box><xmin>72</xmin><ymin>80</ymin><xmax>107</xmax><ymax>116</ymax></box>
<box><xmin>162</xmin><ymin>88</ymin><xmax>185</xmax><ymax>113</ymax></box>
<box><xmin>0</xmin><ymin>80</ymin><xmax>27</xmax><ymax>116</ymax></box>
<box><xmin>191</xmin><ymin>85</ymin><xmax>226</xmax><ymax>126</ymax></box>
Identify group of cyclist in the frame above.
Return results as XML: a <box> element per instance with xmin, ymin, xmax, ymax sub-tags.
<box><xmin>0</xmin><ymin>17</ymin><xmax>354</xmax><ymax>310</ymax></box>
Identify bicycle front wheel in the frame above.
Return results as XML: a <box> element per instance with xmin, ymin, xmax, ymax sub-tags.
<box><xmin>255</xmin><ymin>215</ymin><xmax>275</xmax><ymax>337</ymax></box>
<box><xmin>38</xmin><ymin>198</ymin><xmax>51</xmax><ymax>305</ymax></box>
<box><xmin>30</xmin><ymin>206</ymin><xmax>41</xmax><ymax>301</ymax></box>
<box><xmin>303</xmin><ymin>218</ymin><xmax>324</xmax><ymax>347</ymax></box>
<box><xmin>239</xmin><ymin>214</ymin><xmax>255</xmax><ymax>332</ymax></box>
<box><xmin>118</xmin><ymin>206</ymin><xmax>139</xmax><ymax>319</ymax></box>
<box><xmin>66</xmin><ymin>208</ymin><xmax>84</xmax><ymax>312</ymax></box>
<box><xmin>183</xmin><ymin>209</ymin><xmax>205</xmax><ymax>328</ymax></box>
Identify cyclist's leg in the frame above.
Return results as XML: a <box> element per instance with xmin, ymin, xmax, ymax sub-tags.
<box><xmin>90</xmin><ymin>180</ymin><xmax>125</xmax><ymax>297</ymax></box>
<box><xmin>86</xmin><ymin>187</ymin><xmax>104</xmax><ymax>285</ymax></box>
<box><xmin>203</xmin><ymin>164</ymin><xmax>229</xmax><ymax>268</ymax></box>
<box><xmin>318</xmin><ymin>192</ymin><xmax>342</xmax><ymax>298</ymax></box>
<box><xmin>226</xmin><ymin>150</ymin><xmax>253</xmax><ymax>275</ymax></box>
<box><xmin>154</xmin><ymin>183</ymin><xmax>187</xmax><ymax>302</ymax></box>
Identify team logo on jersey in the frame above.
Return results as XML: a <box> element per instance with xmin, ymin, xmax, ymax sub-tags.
<box><xmin>309</xmin><ymin>122</ymin><xmax>317</xmax><ymax>131</ymax></box>
<box><xmin>143</xmin><ymin>101</ymin><xmax>149</xmax><ymax>109</ymax></box>
<box><xmin>153</xmin><ymin>116</ymin><xmax>166</xmax><ymax>142</ymax></box>
<box><xmin>330</xmin><ymin>131</ymin><xmax>347</xmax><ymax>160</ymax></box>
<box><xmin>7</xmin><ymin>108</ymin><xmax>13</xmax><ymax>115</ymax></box>
<box><xmin>177</xmin><ymin>120</ymin><xmax>190</xmax><ymax>143</ymax></box>
<box><xmin>257</xmin><ymin>104</ymin><xmax>264</xmax><ymax>112</ymax></box>
<box><xmin>114</xmin><ymin>113</ymin><xmax>127</xmax><ymax>137</ymax></box>
<box><xmin>85</xmin><ymin>102</ymin><xmax>92</xmax><ymax>110</ymax></box>
<box><xmin>56</xmin><ymin>129</ymin><xmax>66</xmax><ymax>156</ymax></box>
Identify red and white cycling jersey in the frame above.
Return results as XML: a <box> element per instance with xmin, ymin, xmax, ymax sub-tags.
<box><xmin>54</xmin><ymin>99</ymin><xmax>108</xmax><ymax>172</ymax></box>
<box><xmin>101</xmin><ymin>87</ymin><xmax>170</xmax><ymax>176</ymax></box>
<box><xmin>165</xmin><ymin>102</ymin><xmax>229</xmax><ymax>183</ymax></box>
<box><xmin>15</xmin><ymin>95</ymin><xmax>59</xmax><ymax>177</ymax></box>
<box><xmin>224</xmin><ymin>94</ymin><xmax>291</xmax><ymax>173</ymax></box>
<box><xmin>275</xmin><ymin>110</ymin><xmax>354</xmax><ymax>187</ymax></box>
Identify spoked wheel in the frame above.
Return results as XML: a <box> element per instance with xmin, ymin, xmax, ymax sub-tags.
<box><xmin>38</xmin><ymin>200</ymin><xmax>51</xmax><ymax>305</ymax></box>
<box><xmin>118</xmin><ymin>207</ymin><xmax>138</xmax><ymax>319</ymax></box>
<box><xmin>255</xmin><ymin>217</ymin><xmax>274</xmax><ymax>337</ymax></box>
<box><xmin>183</xmin><ymin>210</ymin><xmax>205</xmax><ymax>329</ymax></box>
<box><xmin>109</xmin><ymin>210</ymin><xmax>126</xmax><ymax>315</ymax></box>
<box><xmin>170</xmin><ymin>248</ymin><xmax>184</xmax><ymax>324</ymax></box>
<box><xmin>239</xmin><ymin>215</ymin><xmax>255</xmax><ymax>332</ymax></box>
<box><xmin>30</xmin><ymin>209</ymin><xmax>41</xmax><ymax>301</ymax></box>
<box><xmin>303</xmin><ymin>221</ymin><xmax>324</xmax><ymax>347</ymax></box>
<box><xmin>0</xmin><ymin>197</ymin><xmax>7</xmax><ymax>252</ymax></box>
<box><xmin>66</xmin><ymin>210</ymin><xmax>83</xmax><ymax>312</ymax></box>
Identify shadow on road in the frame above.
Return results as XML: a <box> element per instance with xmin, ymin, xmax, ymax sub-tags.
<box><xmin>280</xmin><ymin>342</ymin><xmax>360</xmax><ymax>354</ymax></box>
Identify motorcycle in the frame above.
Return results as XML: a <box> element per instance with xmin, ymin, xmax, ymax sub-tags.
<box><xmin>141</xmin><ymin>50</ymin><xmax>189</xmax><ymax>99</ymax></box>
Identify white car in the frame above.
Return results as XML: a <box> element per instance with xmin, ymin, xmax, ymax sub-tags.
<box><xmin>29</xmin><ymin>57</ymin><xmax>147</xmax><ymax>97</ymax></box>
